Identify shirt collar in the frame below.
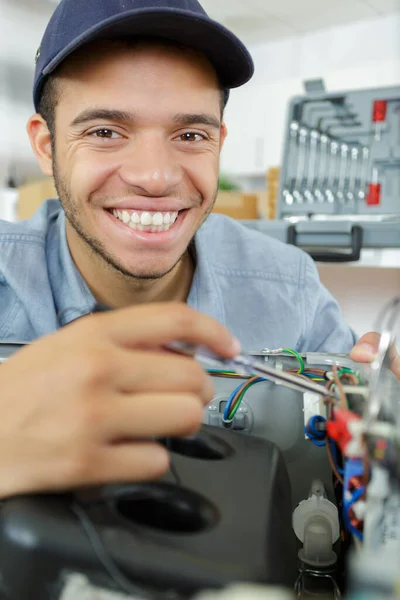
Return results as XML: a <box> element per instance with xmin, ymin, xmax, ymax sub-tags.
<box><xmin>47</xmin><ymin>210</ymin><xmax>225</xmax><ymax>326</ymax></box>
<box><xmin>46</xmin><ymin>210</ymin><xmax>97</xmax><ymax>327</ymax></box>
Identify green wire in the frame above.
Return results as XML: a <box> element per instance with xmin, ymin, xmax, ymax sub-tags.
<box><xmin>207</xmin><ymin>370</ymin><xmax>241</xmax><ymax>376</ymax></box>
<box><xmin>223</xmin><ymin>347</ymin><xmax>314</xmax><ymax>421</ymax></box>
<box><xmin>337</xmin><ymin>368</ymin><xmax>360</xmax><ymax>384</ymax></box>
<box><xmin>282</xmin><ymin>348</ymin><xmax>305</xmax><ymax>374</ymax></box>
<box><xmin>228</xmin><ymin>379</ymin><xmax>263</xmax><ymax>420</ymax></box>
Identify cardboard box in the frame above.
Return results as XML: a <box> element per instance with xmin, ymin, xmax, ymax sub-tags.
<box><xmin>213</xmin><ymin>191</ymin><xmax>259</xmax><ymax>220</ymax></box>
<box><xmin>17</xmin><ymin>178</ymin><xmax>57</xmax><ymax>220</ymax></box>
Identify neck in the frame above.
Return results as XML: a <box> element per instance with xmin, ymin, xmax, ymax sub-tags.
<box><xmin>66</xmin><ymin>225</ymin><xmax>195</xmax><ymax>308</ymax></box>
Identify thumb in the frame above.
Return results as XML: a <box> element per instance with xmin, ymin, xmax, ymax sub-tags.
<box><xmin>349</xmin><ymin>332</ymin><xmax>381</xmax><ymax>363</ymax></box>
<box><xmin>350</xmin><ymin>332</ymin><xmax>400</xmax><ymax>380</ymax></box>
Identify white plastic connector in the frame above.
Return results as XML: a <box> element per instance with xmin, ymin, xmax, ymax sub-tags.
<box><xmin>303</xmin><ymin>392</ymin><xmax>327</xmax><ymax>437</ymax></box>
<box><xmin>352</xmin><ymin>500</ymin><xmax>367</xmax><ymax>522</ymax></box>
<box><xmin>293</xmin><ymin>480</ymin><xmax>340</xmax><ymax>568</ymax></box>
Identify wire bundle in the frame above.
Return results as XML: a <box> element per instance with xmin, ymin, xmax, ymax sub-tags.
<box><xmin>223</xmin><ymin>376</ymin><xmax>265</xmax><ymax>422</ymax></box>
<box><xmin>210</xmin><ymin>348</ymin><xmax>315</xmax><ymax>424</ymax></box>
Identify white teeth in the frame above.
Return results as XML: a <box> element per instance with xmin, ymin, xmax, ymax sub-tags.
<box><xmin>112</xmin><ymin>209</ymin><xmax>180</xmax><ymax>232</ymax></box>
<box><xmin>140</xmin><ymin>212</ymin><xmax>152</xmax><ymax>226</ymax></box>
<box><xmin>121</xmin><ymin>210</ymin><xmax>130</xmax><ymax>224</ymax></box>
<box><xmin>152</xmin><ymin>212</ymin><xmax>163</xmax><ymax>226</ymax></box>
<box><xmin>131</xmin><ymin>212</ymin><xmax>140</xmax><ymax>224</ymax></box>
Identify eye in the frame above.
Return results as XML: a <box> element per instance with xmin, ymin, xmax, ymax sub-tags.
<box><xmin>176</xmin><ymin>132</ymin><xmax>206</xmax><ymax>142</ymax></box>
<box><xmin>88</xmin><ymin>129</ymin><xmax>123</xmax><ymax>139</ymax></box>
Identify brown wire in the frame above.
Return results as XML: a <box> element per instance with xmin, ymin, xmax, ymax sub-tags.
<box><xmin>325</xmin><ymin>398</ymin><xmax>345</xmax><ymax>484</ymax></box>
<box><xmin>209</xmin><ymin>372</ymin><xmax>250</xmax><ymax>379</ymax></box>
<box><xmin>326</xmin><ymin>440</ymin><xmax>344</xmax><ymax>485</ymax></box>
<box><xmin>228</xmin><ymin>376</ymin><xmax>261</xmax><ymax>416</ymax></box>
<box><xmin>332</xmin><ymin>365</ymin><xmax>348</xmax><ymax>409</ymax></box>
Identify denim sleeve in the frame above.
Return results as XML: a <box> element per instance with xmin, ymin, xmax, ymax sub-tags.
<box><xmin>301</xmin><ymin>254</ymin><xmax>358</xmax><ymax>353</ymax></box>
<box><xmin>0</xmin><ymin>277</ymin><xmax>21</xmax><ymax>340</ymax></box>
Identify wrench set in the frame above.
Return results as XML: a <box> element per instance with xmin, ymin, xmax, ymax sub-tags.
<box><xmin>278</xmin><ymin>85</ymin><xmax>400</xmax><ymax>219</ymax></box>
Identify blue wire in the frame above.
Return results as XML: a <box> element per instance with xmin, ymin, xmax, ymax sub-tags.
<box><xmin>223</xmin><ymin>382</ymin><xmax>245</xmax><ymax>421</ymax></box>
<box><xmin>344</xmin><ymin>487</ymin><xmax>365</xmax><ymax>541</ymax></box>
<box><xmin>305</xmin><ymin>415</ymin><xmax>326</xmax><ymax>446</ymax></box>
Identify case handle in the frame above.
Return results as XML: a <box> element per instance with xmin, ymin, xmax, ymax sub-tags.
<box><xmin>287</xmin><ymin>225</ymin><xmax>363</xmax><ymax>263</ymax></box>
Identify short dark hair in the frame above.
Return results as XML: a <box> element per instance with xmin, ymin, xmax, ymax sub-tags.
<box><xmin>37</xmin><ymin>36</ymin><xmax>228</xmax><ymax>143</ymax></box>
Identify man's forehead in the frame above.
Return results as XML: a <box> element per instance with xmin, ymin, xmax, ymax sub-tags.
<box><xmin>59</xmin><ymin>37</ymin><xmax>220</xmax><ymax>85</ymax></box>
<box><xmin>54</xmin><ymin>39</ymin><xmax>224</xmax><ymax>120</ymax></box>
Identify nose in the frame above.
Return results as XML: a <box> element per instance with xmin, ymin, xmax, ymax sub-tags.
<box><xmin>119</xmin><ymin>134</ymin><xmax>183</xmax><ymax>197</ymax></box>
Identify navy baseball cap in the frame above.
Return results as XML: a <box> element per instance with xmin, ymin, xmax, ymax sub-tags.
<box><xmin>33</xmin><ymin>0</ymin><xmax>254</xmax><ymax>111</ymax></box>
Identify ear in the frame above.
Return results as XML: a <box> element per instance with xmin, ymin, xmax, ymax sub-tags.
<box><xmin>219</xmin><ymin>122</ymin><xmax>228</xmax><ymax>151</ymax></box>
<box><xmin>26</xmin><ymin>114</ymin><xmax>54</xmax><ymax>177</ymax></box>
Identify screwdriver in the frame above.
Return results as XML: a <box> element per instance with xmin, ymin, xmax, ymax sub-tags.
<box><xmin>167</xmin><ymin>341</ymin><xmax>335</xmax><ymax>399</ymax></box>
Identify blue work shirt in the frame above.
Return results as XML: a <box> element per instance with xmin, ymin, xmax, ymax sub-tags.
<box><xmin>0</xmin><ymin>199</ymin><xmax>356</xmax><ymax>351</ymax></box>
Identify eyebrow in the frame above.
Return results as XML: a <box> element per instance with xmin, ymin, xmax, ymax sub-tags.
<box><xmin>70</xmin><ymin>109</ymin><xmax>135</xmax><ymax>128</ymax></box>
<box><xmin>70</xmin><ymin>109</ymin><xmax>221</xmax><ymax>130</ymax></box>
<box><xmin>172</xmin><ymin>113</ymin><xmax>221</xmax><ymax>129</ymax></box>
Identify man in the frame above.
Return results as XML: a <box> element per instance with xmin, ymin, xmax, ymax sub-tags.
<box><xmin>0</xmin><ymin>0</ymin><xmax>398</xmax><ymax>498</ymax></box>
<box><xmin>0</xmin><ymin>0</ymin><xmax>355</xmax><ymax>350</ymax></box>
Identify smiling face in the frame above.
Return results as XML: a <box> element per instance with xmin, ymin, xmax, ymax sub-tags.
<box><xmin>30</xmin><ymin>40</ymin><xmax>227</xmax><ymax>281</ymax></box>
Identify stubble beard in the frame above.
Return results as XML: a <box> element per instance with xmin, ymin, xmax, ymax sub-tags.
<box><xmin>52</xmin><ymin>158</ymin><xmax>218</xmax><ymax>281</ymax></box>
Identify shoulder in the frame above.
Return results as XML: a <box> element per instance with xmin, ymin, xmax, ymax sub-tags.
<box><xmin>0</xmin><ymin>199</ymin><xmax>63</xmax><ymax>341</ymax></box>
<box><xmin>0</xmin><ymin>199</ymin><xmax>62</xmax><ymax>244</ymax></box>
<box><xmin>196</xmin><ymin>214</ymin><xmax>315</xmax><ymax>285</ymax></box>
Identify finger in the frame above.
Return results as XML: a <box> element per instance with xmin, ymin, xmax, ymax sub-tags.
<box><xmin>94</xmin><ymin>442</ymin><xmax>170</xmax><ymax>484</ymax></box>
<box><xmin>91</xmin><ymin>303</ymin><xmax>241</xmax><ymax>358</ymax></box>
<box><xmin>101</xmin><ymin>392</ymin><xmax>204</xmax><ymax>439</ymax></box>
<box><xmin>350</xmin><ymin>332</ymin><xmax>400</xmax><ymax>380</ymax></box>
<box><xmin>7</xmin><ymin>441</ymin><xmax>170</xmax><ymax>495</ymax></box>
<box><xmin>109</xmin><ymin>349</ymin><xmax>215</xmax><ymax>404</ymax></box>
<box><xmin>350</xmin><ymin>332</ymin><xmax>381</xmax><ymax>362</ymax></box>
<box><xmin>391</xmin><ymin>353</ymin><xmax>400</xmax><ymax>379</ymax></box>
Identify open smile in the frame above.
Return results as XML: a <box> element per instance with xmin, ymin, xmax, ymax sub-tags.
<box><xmin>108</xmin><ymin>208</ymin><xmax>181</xmax><ymax>233</ymax></box>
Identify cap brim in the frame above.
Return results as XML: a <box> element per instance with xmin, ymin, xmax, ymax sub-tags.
<box><xmin>35</xmin><ymin>8</ymin><xmax>253</xmax><ymax>109</ymax></box>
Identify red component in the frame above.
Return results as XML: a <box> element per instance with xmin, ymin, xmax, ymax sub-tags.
<box><xmin>327</xmin><ymin>409</ymin><xmax>362</xmax><ymax>456</ymax></box>
<box><xmin>366</xmin><ymin>183</ymin><xmax>381</xmax><ymax>206</ymax></box>
<box><xmin>372</xmin><ymin>100</ymin><xmax>388</xmax><ymax>123</ymax></box>
<box><xmin>348</xmin><ymin>475</ymin><xmax>363</xmax><ymax>491</ymax></box>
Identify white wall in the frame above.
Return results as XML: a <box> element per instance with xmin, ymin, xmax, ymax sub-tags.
<box><xmin>0</xmin><ymin>0</ymin><xmax>52</xmax><ymax>184</ymax></box>
<box><xmin>221</xmin><ymin>12</ymin><xmax>400</xmax><ymax>178</ymax></box>
<box><xmin>1</xmin><ymin>2</ymin><xmax>399</xmax><ymax>184</ymax></box>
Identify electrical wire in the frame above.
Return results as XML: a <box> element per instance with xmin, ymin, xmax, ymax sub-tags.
<box><xmin>219</xmin><ymin>350</ymin><xmax>341</xmax><ymax>424</ymax></box>
<box><xmin>326</xmin><ymin>440</ymin><xmax>345</xmax><ymax>485</ymax></box>
<box><xmin>207</xmin><ymin>370</ymin><xmax>247</xmax><ymax>379</ymax></box>
<box><xmin>282</xmin><ymin>348</ymin><xmax>305</xmax><ymax>373</ymax></box>
<box><xmin>332</xmin><ymin>365</ymin><xmax>348</xmax><ymax>409</ymax></box>
<box><xmin>344</xmin><ymin>486</ymin><xmax>365</xmax><ymax>542</ymax></box>
<box><xmin>227</xmin><ymin>377</ymin><xmax>264</xmax><ymax>420</ymax></box>
<box><xmin>337</xmin><ymin>368</ymin><xmax>360</xmax><ymax>384</ymax></box>
<box><xmin>223</xmin><ymin>377</ymin><xmax>265</xmax><ymax>421</ymax></box>
<box><xmin>325</xmin><ymin>398</ymin><xmax>345</xmax><ymax>485</ymax></box>
<box><xmin>305</xmin><ymin>415</ymin><xmax>327</xmax><ymax>446</ymax></box>
<box><xmin>223</xmin><ymin>381</ymin><xmax>248</xmax><ymax>421</ymax></box>
<box><xmin>330</xmin><ymin>441</ymin><xmax>344</xmax><ymax>476</ymax></box>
